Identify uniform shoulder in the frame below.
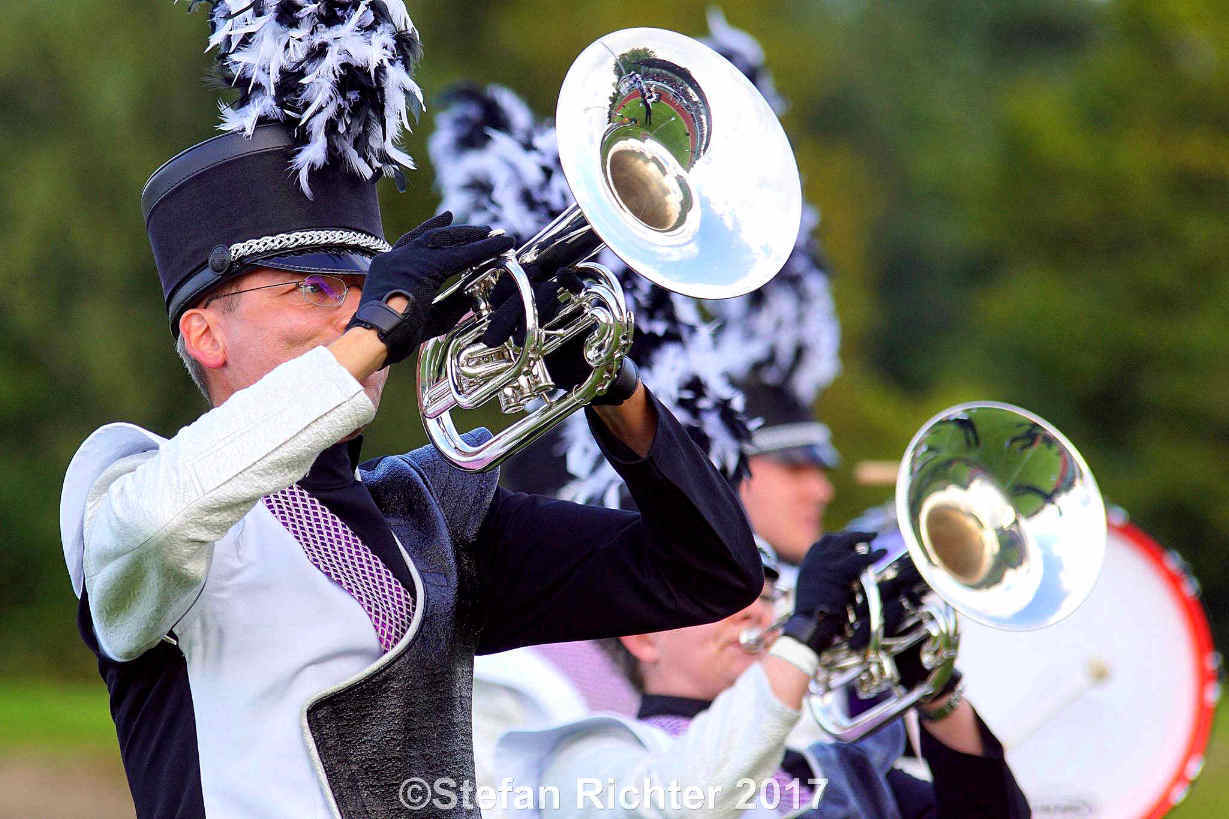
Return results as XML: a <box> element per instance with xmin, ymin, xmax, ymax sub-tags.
<box><xmin>61</xmin><ymin>423</ymin><xmax>168</xmax><ymax>597</ymax></box>
<box><xmin>359</xmin><ymin>429</ymin><xmax>499</xmax><ymax>544</ymax></box>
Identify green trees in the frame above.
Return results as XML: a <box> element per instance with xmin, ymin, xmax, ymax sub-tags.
<box><xmin>801</xmin><ymin>0</ymin><xmax>1228</xmax><ymax>639</ymax></box>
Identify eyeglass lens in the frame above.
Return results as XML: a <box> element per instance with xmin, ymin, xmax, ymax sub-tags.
<box><xmin>300</xmin><ymin>274</ymin><xmax>348</xmax><ymax>307</ymax></box>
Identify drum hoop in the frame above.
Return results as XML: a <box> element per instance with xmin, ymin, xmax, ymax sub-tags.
<box><xmin>1112</xmin><ymin>519</ymin><xmax>1219</xmax><ymax>818</ymax></box>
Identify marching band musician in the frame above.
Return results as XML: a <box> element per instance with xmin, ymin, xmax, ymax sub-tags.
<box><xmin>468</xmin><ymin>380</ymin><xmax>841</xmax><ymax>784</ymax></box>
<box><xmin>498</xmin><ymin>533</ymin><xmax>1030</xmax><ymax>818</ymax></box>
<box><xmin>738</xmin><ymin>381</ymin><xmax>842</xmax><ymax>586</ymax></box>
<box><xmin>56</xmin><ymin>4</ymin><xmax>764</xmax><ymax>817</ymax></box>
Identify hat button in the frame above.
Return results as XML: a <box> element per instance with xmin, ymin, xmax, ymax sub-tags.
<box><xmin>208</xmin><ymin>244</ymin><xmax>231</xmax><ymax>274</ymax></box>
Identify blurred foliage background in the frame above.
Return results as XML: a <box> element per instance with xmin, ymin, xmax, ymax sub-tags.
<box><xmin>0</xmin><ymin>0</ymin><xmax>1226</xmax><ymax>812</ymax></box>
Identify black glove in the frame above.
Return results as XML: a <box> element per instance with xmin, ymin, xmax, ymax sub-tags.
<box><xmin>849</xmin><ymin>560</ymin><xmax>924</xmax><ymax>649</ymax></box>
<box><xmin>894</xmin><ymin>643</ymin><xmax>962</xmax><ymax>699</ymax></box>
<box><xmin>479</xmin><ymin>266</ymin><xmax>639</xmax><ymax>405</ymax></box>
<box><xmin>347</xmin><ymin>212</ymin><xmax>516</xmax><ymax>365</ymax></box>
<box><xmin>479</xmin><ymin>266</ymin><xmax>585</xmax><ymax>348</ymax></box>
<box><xmin>782</xmin><ymin>531</ymin><xmax>884</xmax><ymax>654</ymax></box>
<box><xmin>846</xmin><ymin>560</ymin><xmax>961</xmax><ymax>698</ymax></box>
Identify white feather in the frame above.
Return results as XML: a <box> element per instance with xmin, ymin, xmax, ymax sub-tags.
<box><xmin>195</xmin><ymin>0</ymin><xmax>423</xmax><ymax>195</ymax></box>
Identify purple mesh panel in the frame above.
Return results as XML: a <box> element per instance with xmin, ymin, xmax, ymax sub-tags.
<box><xmin>532</xmin><ymin>640</ymin><xmax>639</xmax><ymax>716</ymax></box>
<box><xmin>264</xmin><ymin>484</ymin><xmax>413</xmax><ymax>652</ymax></box>
<box><xmin>643</xmin><ymin>713</ymin><xmax>817</xmax><ymax>814</ymax></box>
<box><xmin>641</xmin><ymin>713</ymin><xmax>693</xmax><ymax>738</ymax></box>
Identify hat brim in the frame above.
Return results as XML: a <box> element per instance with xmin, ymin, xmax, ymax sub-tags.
<box><xmin>247</xmin><ymin>249</ymin><xmax>374</xmax><ymax>276</ymax></box>
<box><xmin>747</xmin><ymin>420</ymin><xmax>840</xmax><ymax>469</ymax></box>
<box><xmin>760</xmin><ymin>444</ymin><xmax>840</xmax><ymax>470</ymax></box>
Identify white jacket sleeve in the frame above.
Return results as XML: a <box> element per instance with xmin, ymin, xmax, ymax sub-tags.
<box><xmin>79</xmin><ymin>346</ymin><xmax>376</xmax><ymax>662</ymax></box>
<box><xmin>541</xmin><ymin>663</ymin><xmax>801</xmax><ymax>818</ymax></box>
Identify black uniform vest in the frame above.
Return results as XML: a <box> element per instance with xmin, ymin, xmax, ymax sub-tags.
<box><xmin>304</xmin><ymin>436</ymin><xmax>499</xmax><ymax>818</ymax></box>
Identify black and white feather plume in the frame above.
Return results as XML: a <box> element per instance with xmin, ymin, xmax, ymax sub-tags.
<box><xmin>184</xmin><ymin>0</ymin><xmax>424</xmax><ymax>195</ymax></box>
<box><xmin>427</xmin><ymin>10</ymin><xmax>840</xmax><ymax>506</ymax></box>
<box><xmin>429</xmin><ymin>84</ymin><xmax>753</xmax><ymax>506</ymax></box>
<box><xmin>702</xmin><ymin>7</ymin><xmax>787</xmax><ymax>116</ymax></box>
<box><xmin>708</xmin><ymin>203</ymin><xmax>841</xmax><ymax>404</ymax></box>
<box><xmin>429</xmin><ymin>86</ymin><xmax>570</xmax><ymax>243</ymax></box>
<box><xmin>701</xmin><ymin>7</ymin><xmax>842</xmax><ymax>406</ymax></box>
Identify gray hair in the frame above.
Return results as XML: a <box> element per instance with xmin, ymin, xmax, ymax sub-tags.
<box><xmin>176</xmin><ymin>332</ymin><xmax>212</xmax><ymax>404</ymax></box>
<box><xmin>174</xmin><ymin>283</ymin><xmax>240</xmax><ymax>405</ymax></box>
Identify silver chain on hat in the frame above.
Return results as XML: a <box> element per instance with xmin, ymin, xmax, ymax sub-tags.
<box><xmin>228</xmin><ymin>229</ymin><xmax>391</xmax><ymax>265</ymax></box>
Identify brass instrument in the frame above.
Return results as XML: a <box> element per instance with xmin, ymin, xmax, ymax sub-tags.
<box><xmin>417</xmin><ymin>28</ymin><xmax>802</xmax><ymax>471</ymax></box>
<box><xmin>742</xmin><ymin>402</ymin><xmax>1106</xmax><ymax>742</ymax></box>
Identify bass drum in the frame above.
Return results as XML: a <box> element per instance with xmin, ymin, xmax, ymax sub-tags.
<box><xmin>958</xmin><ymin>511</ymin><xmax>1220</xmax><ymax>817</ymax></box>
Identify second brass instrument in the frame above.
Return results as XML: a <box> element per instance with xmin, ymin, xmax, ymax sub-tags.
<box><xmin>742</xmin><ymin>402</ymin><xmax>1106</xmax><ymax>742</ymax></box>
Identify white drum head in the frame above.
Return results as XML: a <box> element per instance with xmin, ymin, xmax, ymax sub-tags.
<box><xmin>959</xmin><ymin>516</ymin><xmax>1219</xmax><ymax>817</ymax></box>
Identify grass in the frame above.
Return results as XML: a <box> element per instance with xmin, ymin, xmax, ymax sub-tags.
<box><xmin>0</xmin><ymin>680</ymin><xmax>117</xmax><ymax>757</ymax></box>
<box><xmin>0</xmin><ymin>680</ymin><xmax>1225</xmax><ymax>816</ymax></box>
<box><xmin>1172</xmin><ymin>705</ymin><xmax>1229</xmax><ymax>818</ymax></box>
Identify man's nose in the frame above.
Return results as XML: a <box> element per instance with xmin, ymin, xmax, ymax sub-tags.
<box><xmin>807</xmin><ymin>470</ymin><xmax>835</xmax><ymax>504</ymax></box>
<box><xmin>740</xmin><ymin>594</ymin><xmax>775</xmax><ymax>627</ymax></box>
<box><xmin>754</xmin><ymin>597</ymin><xmax>777</xmax><ymax>627</ymax></box>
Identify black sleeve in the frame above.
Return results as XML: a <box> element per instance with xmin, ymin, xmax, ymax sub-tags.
<box><xmin>916</xmin><ymin>710</ymin><xmax>1032</xmax><ymax>818</ymax></box>
<box><xmin>77</xmin><ymin>592</ymin><xmax>205</xmax><ymax>819</ymax></box>
<box><xmin>886</xmin><ymin>769</ymin><xmax>938</xmax><ymax>819</ymax></box>
<box><xmin>472</xmin><ymin>388</ymin><xmax>762</xmax><ymax>654</ymax></box>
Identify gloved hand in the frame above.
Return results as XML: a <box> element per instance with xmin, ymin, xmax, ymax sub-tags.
<box><xmin>346</xmin><ymin>212</ymin><xmax>516</xmax><ymax>365</ymax></box>
<box><xmin>479</xmin><ymin>266</ymin><xmax>585</xmax><ymax>348</ymax></box>
<box><xmin>846</xmin><ymin>560</ymin><xmax>961</xmax><ymax>699</ymax></box>
<box><xmin>782</xmin><ymin>531</ymin><xmax>884</xmax><ymax>654</ymax></box>
<box><xmin>894</xmin><ymin>642</ymin><xmax>962</xmax><ymax>699</ymax></box>
<box><xmin>849</xmin><ymin>559</ymin><xmax>924</xmax><ymax>649</ymax></box>
<box><xmin>479</xmin><ymin>266</ymin><xmax>639</xmax><ymax>405</ymax></box>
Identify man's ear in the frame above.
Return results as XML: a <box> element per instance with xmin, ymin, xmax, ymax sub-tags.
<box><xmin>179</xmin><ymin>308</ymin><xmax>228</xmax><ymax>370</ymax></box>
<box><xmin>619</xmin><ymin>633</ymin><xmax>660</xmax><ymax>665</ymax></box>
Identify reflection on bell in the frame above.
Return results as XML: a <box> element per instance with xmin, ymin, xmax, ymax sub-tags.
<box><xmin>603</xmin><ymin>139</ymin><xmax>689</xmax><ymax>232</ymax></box>
<box><xmin>899</xmin><ymin>402</ymin><xmax>1105</xmax><ymax>630</ymax></box>
<box><xmin>921</xmin><ymin>500</ymin><xmax>995</xmax><ymax>586</ymax></box>
<box><xmin>558</xmin><ymin>27</ymin><xmax>802</xmax><ymax>298</ymax></box>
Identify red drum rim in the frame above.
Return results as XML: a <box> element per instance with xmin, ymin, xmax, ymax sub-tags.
<box><xmin>1111</xmin><ymin>517</ymin><xmax>1220</xmax><ymax>817</ymax></box>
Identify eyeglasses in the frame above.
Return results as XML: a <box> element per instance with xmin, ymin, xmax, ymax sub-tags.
<box><xmin>203</xmin><ymin>273</ymin><xmax>352</xmax><ymax>309</ymax></box>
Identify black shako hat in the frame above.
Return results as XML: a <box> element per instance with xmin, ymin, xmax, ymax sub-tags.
<box><xmin>142</xmin><ymin>123</ymin><xmax>389</xmax><ymax>336</ymax></box>
<box><xmin>741</xmin><ymin>380</ymin><xmax>840</xmax><ymax>469</ymax></box>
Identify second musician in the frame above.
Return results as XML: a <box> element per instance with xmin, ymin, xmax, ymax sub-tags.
<box><xmin>498</xmin><ymin>533</ymin><xmax>1030</xmax><ymax>818</ymax></box>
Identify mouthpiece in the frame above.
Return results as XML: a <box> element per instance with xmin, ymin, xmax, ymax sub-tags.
<box><xmin>739</xmin><ymin>627</ymin><xmax>769</xmax><ymax>653</ymax></box>
<box><xmin>739</xmin><ymin>615</ymin><xmax>789</xmax><ymax>654</ymax></box>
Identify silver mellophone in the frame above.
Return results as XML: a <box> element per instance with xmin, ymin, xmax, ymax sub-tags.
<box><xmin>741</xmin><ymin>402</ymin><xmax>1106</xmax><ymax>742</ymax></box>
